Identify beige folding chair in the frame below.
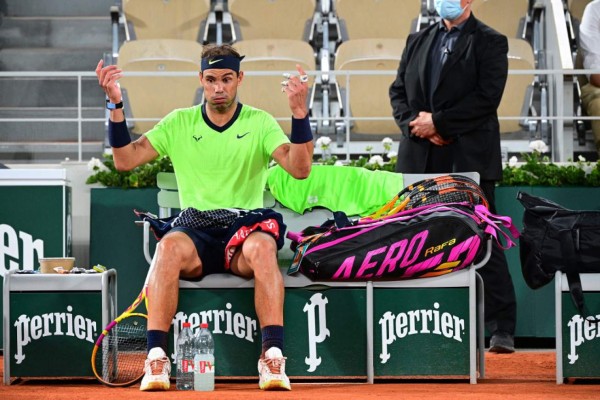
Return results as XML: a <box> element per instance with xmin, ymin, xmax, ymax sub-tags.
<box><xmin>234</xmin><ymin>39</ymin><xmax>316</xmax><ymax>133</ymax></box>
<box><xmin>228</xmin><ymin>0</ymin><xmax>316</xmax><ymax>41</ymax></box>
<box><xmin>117</xmin><ymin>39</ymin><xmax>203</xmax><ymax>135</ymax></box>
<box><xmin>334</xmin><ymin>38</ymin><xmax>405</xmax><ymax>136</ymax></box>
<box><xmin>334</xmin><ymin>0</ymin><xmax>421</xmax><ymax>40</ymax></box>
<box><xmin>501</xmin><ymin>38</ymin><xmax>536</xmax><ymax>133</ymax></box>
<box><xmin>122</xmin><ymin>0</ymin><xmax>211</xmax><ymax>41</ymax></box>
<box><xmin>471</xmin><ymin>0</ymin><xmax>528</xmax><ymax>38</ymax></box>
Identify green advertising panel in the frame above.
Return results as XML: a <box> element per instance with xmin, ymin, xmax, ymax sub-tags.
<box><xmin>9</xmin><ymin>291</ymin><xmax>102</xmax><ymax>377</ymax></box>
<box><xmin>90</xmin><ymin>187</ymin><xmax>159</xmax><ymax>316</ymax></box>
<box><xmin>169</xmin><ymin>287</ymin><xmax>367</xmax><ymax>378</ymax></box>
<box><xmin>284</xmin><ymin>288</ymin><xmax>367</xmax><ymax>377</ymax></box>
<box><xmin>561</xmin><ymin>291</ymin><xmax>600</xmax><ymax>378</ymax></box>
<box><xmin>0</xmin><ymin>186</ymin><xmax>70</xmax><ymax>262</ymax></box>
<box><xmin>374</xmin><ymin>287</ymin><xmax>470</xmax><ymax>376</ymax></box>
<box><xmin>171</xmin><ymin>288</ymin><xmax>261</xmax><ymax>377</ymax></box>
<box><xmin>1</xmin><ymin>184</ymin><xmax>71</xmax><ymax>348</ymax></box>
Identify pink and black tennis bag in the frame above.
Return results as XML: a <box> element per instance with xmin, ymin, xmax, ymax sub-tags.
<box><xmin>287</xmin><ymin>175</ymin><xmax>518</xmax><ymax>281</ymax></box>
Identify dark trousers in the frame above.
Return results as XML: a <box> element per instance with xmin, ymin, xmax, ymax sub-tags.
<box><xmin>478</xmin><ymin>180</ymin><xmax>517</xmax><ymax>335</ymax></box>
<box><xmin>399</xmin><ymin>151</ymin><xmax>517</xmax><ymax>335</ymax></box>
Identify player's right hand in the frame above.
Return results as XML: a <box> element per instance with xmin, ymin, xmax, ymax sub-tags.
<box><xmin>95</xmin><ymin>59</ymin><xmax>123</xmax><ymax>104</ymax></box>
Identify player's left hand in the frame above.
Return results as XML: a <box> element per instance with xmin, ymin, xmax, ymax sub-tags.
<box><xmin>281</xmin><ymin>64</ymin><xmax>309</xmax><ymax>119</ymax></box>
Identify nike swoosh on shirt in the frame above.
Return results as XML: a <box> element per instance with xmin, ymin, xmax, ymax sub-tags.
<box><xmin>208</xmin><ymin>58</ymin><xmax>223</xmax><ymax>65</ymax></box>
<box><xmin>237</xmin><ymin>132</ymin><xmax>250</xmax><ymax>139</ymax></box>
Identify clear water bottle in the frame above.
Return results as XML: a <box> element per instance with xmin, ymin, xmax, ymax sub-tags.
<box><xmin>193</xmin><ymin>322</ymin><xmax>215</xmax><ymax>391</ymax></box>
<box><xmin>176</xmin><ymin>322</ymin><xmax>194</xmax><ymax>390</ymax></box>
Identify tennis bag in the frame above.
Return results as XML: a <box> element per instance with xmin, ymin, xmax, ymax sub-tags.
<box><xmin>287</xmin><ymin>175</ymin><xmax>518</xmax><ymax>281</ymax></box>
<box><xmin>517</xmin><ymin>191</ymin><xmax>600</xmax><ymax>317</ymax></box>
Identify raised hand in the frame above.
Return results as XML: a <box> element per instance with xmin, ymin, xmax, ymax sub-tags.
<box><xmin>281</xmin><ymin>64</ymin><xmax>309</xmax><ymax>119</ymax></box>
<box><xmin>95</xmin><ymin>59</ymin><xmax>123</xmax><ymax>104</ymax></box>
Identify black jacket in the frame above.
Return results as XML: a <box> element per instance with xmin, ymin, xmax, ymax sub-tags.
<box><xmin>389</xmin><ymin>13</ymin><xmax>508</xmax><ymax>181</ymax></box>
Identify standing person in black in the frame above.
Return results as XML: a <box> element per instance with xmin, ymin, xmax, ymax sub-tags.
<box><xmin>389</xmin><ymin>0</ymin><xmax>517</xmax><ymax>353</ymax></box>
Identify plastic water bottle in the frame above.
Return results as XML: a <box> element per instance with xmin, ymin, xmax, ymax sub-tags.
<box><xmin>176</xmin><ymin>322</ymin><xmax>194</xmax><ymax>390</ymax></box>
<box><xmin>193</xmin><ymin>322</ymin><xmax>215</xmax><ymax>391</ymax></box>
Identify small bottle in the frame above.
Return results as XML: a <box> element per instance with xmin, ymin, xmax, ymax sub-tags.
<box><xmin>176</xmin><ymin>322</ymin><xmax>194</xmax><ymax>390</ymax></box>
<box><xmin>193</xmin><ymin>322</ymin><xmax>215</xmax><ymax>391</ymax></box>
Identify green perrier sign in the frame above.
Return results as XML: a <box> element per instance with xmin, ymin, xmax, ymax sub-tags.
<box><xmin>1</xmin><ymin>169</ymin><xmax>72</xmax><ymax>348</ymax></box>
<box><xmin>9</xmin><ymin>291</ymin><xmax>101</xmax><ymax>377</ymax></box>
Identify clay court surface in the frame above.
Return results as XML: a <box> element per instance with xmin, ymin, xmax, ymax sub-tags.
<box><xmin>2</xmin><ymin>351</ymin><xmax>599</xmax><ymax>399</ymax></box>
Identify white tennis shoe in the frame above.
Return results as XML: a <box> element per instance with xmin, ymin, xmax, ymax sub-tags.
<box><xmin>140</xmin><ymin>347</ymin><xmax>171</xmax><ymax>391</ymax></box>
<box><xmin>258</xmin><ymin>347</ymin><xmax>291</xmax><ymax>391</ymax></box>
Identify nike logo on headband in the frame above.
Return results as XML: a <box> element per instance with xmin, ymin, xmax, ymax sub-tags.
<box><xmin>208</xmin><ymin>59</ymin><xmax>223</xmax><ymax>65</ymax></box>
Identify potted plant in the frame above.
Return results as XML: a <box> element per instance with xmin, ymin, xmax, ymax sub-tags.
<box><xmin>86</xmin><ymin>154</ymin><xmax>174</xmax><ymax>188</ymax></box>
<box><xmin>315</xmin><ymin>136</ymin><xmax>399</xmax><ymax>172</ymax></box>
<box><xmin>501</xmin><ymin>140</ymin><xmax>600</xmax><ymax>187</ymax></box>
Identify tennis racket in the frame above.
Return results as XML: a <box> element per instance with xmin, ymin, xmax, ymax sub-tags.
<box><xmin>91</xmin><ymin>257</ymin><xmax>156</xmax><ymax>387</ymax></box>
<box><xmin>366</xmin><ymin>174</ymin><xmax>489</xmax><ymax>220</ymax></box>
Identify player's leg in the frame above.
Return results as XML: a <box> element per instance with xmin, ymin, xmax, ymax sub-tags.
<box><xmin>230</xmin><ymin>231</ymin><xmax>290</xmax><ymax>391</ymax></box>
<box><xmin>142</xmin><ymin>230</ymin><xmax>203</xmax><ymax>391</ymax></box>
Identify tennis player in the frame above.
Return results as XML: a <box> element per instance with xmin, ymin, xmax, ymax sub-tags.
<box><xmin>95</xmin><ymin>43</ymin><xmax>314</xmax><ymax>391</ymax></box>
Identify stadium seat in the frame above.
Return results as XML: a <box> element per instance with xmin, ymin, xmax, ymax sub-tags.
<box><xmin>234</xmin><ymin>38</ymin><xmax>316</xmax><ymax>133</ymax></box>
<box><xmin>471</xmin><ymin>0</ymin><xmax>529</xmax><ymax>38</ymax></box>
<box><xmin>333</xmin><ymin>0</ymin><xmax>421</xmax><ymax>40</ymax></box>
<box><xmin>228</xmin><ymin>0</ymin><xmax>316</xmax><ymax>41</ymax></box>
<box><xmin>334</xmin><ymin>36</ymin><xmax>536</xmax><ymax>137</ymax></box>
<box><xmin>333</xmin><ymin>38</ymin><xmax>405</xmax><ymax>137</ymax></box>
<box><xmin>117</xmin><ymin>39</ymin><xmax>204</xmax><ymax>135</ymax></box>
<box><xmin>122</xmin><ymin>0</ymin><xmax>212</xmax><ymax>42</ymax></box>
<box><xmin>567</xmin><ymin>0</ymin><xmax>592</xmax><ymax>23</ymax></box>
<box><xmin>501</xmin><ymin>38</ymin><xmax>537</xmax><ymax>134</ymax></box>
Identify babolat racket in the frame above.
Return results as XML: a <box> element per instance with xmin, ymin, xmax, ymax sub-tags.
<box><xmin>366</xmin><ymin>174</ymin><xmax>489</xmax><ymax>220</ymax></box>
<box><xmin>91</xmin><ymin>258</ymin><xmax>156</xmax><ymax>387</ymax></box>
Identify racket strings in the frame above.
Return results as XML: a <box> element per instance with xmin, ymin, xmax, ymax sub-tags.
<box><xmin>367</xmin><ymin>174</ymin><xmax>489</xmax><ymax>220</ymax></box>
<box><xmin>94</xmin><ymin>315</ymin><xmax>148</xmax><ymax>386</ymax></box>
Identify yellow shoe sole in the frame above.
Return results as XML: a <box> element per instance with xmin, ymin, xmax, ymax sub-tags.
<box><xmin>140</xmin><ymin>380</ymin><xmax>170</xmax><ymax>391</ymax></box>
<box><xmin>259</xmin><ymin>379</ymin><xmax>291</xmax><ymax>391</ymax></box>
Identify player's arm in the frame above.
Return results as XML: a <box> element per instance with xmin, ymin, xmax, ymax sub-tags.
<box><xmin>272</xmin><ymin>140</ymin><xmax>313</xmax><ymax>179</ymax></box>
<box><xmin>95</xmin><ymin>59</ymin><xmax>159</xmax><ymax>171</ymax></box>
<box><xmin>272</xmin><ymin>64</ymin><xmax>314</xmax><ymax>179</ymax></box>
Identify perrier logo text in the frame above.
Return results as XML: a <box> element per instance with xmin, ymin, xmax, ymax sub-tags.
<box><xmin>14</xmin><ymin>305</ymin><xmax>96</xmax><ymax>364</ymax></box>
<box><xmin>379</xmin><ymin>302</ymin><xmax>465</xmax><ymax>363</ymax></box>
<box><xmin>567</xmin><ymin>314</ymin><xmax>600</xmax><ymax>364</ymax></box>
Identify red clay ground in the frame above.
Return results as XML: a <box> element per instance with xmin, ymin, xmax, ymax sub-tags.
<box><xmin>1</xmin><ymin>351</ymin><xmax>599</xmax><ymax>399</ymax></box>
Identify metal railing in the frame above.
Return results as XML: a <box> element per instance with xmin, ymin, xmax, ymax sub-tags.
<box><xmin>1</xmin><ymin>66</ymin><xmax>598</xmax><ymax>163</ymax></box>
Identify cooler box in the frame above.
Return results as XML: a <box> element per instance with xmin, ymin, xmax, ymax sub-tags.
<box><xmin>3</xmin><ymin>270</ymin><xmax>117</xmax><ymax>384</ymax></box>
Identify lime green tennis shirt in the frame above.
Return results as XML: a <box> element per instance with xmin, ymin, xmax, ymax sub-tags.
<box><xmin>146</xmin><ymin>104</ymin><xmax>289</xmax><ymax>210</ymax></box>
<box><xmin>267</xmin><ymin>164</ymin><xmax>404</xmax><ymax>216</ymax></box>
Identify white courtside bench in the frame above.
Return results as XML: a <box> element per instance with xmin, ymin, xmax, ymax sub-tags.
<box><xmin>139</xmin><ymin>171</ymin><xmax>490</xmax><ymax>383</ymax></box>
